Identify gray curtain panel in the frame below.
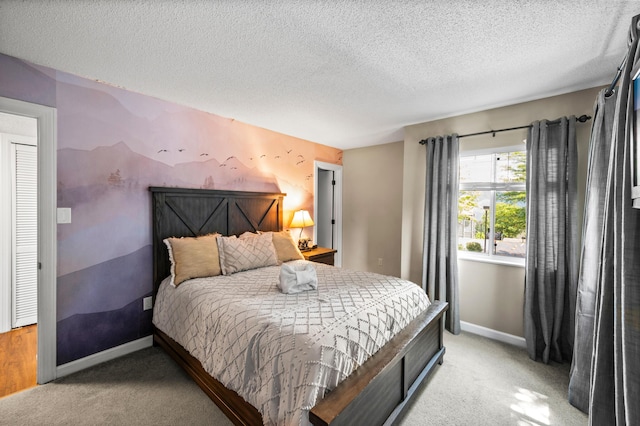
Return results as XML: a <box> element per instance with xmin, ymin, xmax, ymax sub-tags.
<box><xmin>581</xmin><ymin>15</ymin><xmax>640</xmax><ymax>425</ymax></box>
<box><xmin>524</xmin><ymin>117</ymin><xmax>579</xmax><ymax>364</ymax></box>
<box><xmin>422</xmin><ymin>135</ymin><xmax>460</xmax><ymax>334</ymax></box>
<box><xmin>568</xmin><ymin>90</ymin><xmax>617</xmax><ymax>413</ymax></box>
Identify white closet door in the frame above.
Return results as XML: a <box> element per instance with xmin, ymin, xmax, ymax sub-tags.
<box><xmin>12</xmin><ymin>143</ymin><xmax>38</xmax><ymax>328</ymax></box>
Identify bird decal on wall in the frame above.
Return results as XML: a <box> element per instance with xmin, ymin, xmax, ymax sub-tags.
<box><xmin>200</xmin><ymin>153</ymin><xmax>209</xmax><ymax>156</ymax></box>
<box><xmin>157</xmin><ymin>149</ymin><xmax>168</xmax><ymax>153</ymax></box>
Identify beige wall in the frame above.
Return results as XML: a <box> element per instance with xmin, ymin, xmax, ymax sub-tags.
<box><xmin>342</xmin><ymin>87</ymin><xmax>603</xmax><ymax>337</ymax></box>
<box><xmin>400</xmin><ymin>86</ymin><xmax>603</xmax><ymax>337</ymax></box>
<box><xmin>343</xmin><ymin>141</ymin><xmax>404</xmax><ymax>276</ymax></box>
<box><xmin>458</xmin><ymin>261</ymin><xmax>525</xmax><ymax>336</ymax></box>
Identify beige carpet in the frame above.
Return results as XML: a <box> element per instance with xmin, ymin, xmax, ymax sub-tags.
<box><xmin>399</xmin><ymin>332</ymin><xmax>588</xmax><ymax>426</ymax></box>
<box><xmin>0</xmin><ymin>331</ymin><xmax>588</xmax><ymax>425</ymax></box>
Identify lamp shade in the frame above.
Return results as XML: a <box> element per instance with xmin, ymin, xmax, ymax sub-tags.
<box><xmin>289</xmin><ymin>210</ymin><xmax>314</xmax><ymax>228</ymax></box>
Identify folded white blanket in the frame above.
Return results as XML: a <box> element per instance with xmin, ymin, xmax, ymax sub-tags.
<box><xmin>278</xmin><ymin>262</ymin><xmax>318</xmax><ymax>294</ymax></box>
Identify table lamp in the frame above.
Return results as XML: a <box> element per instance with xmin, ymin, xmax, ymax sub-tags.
<box><xmin>289</xmin><ymin>210</ymin><xmax>314</xmax><ymax>250</ymax></box>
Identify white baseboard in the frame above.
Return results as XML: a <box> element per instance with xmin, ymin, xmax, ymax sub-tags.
<box><xmin>460</xmin><ymin>321</ymin><xmax>526</xmax><ymax>349</ymax></box>
<box><xmin>56</xmin><ymin>335</ymin><xmax>153</xmax><ymax>379</ymax></box>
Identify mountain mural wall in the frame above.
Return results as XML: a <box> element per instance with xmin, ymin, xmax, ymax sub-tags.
<box><xmin>0</xmin><ymin>53</ymin><xmax>342</xmax><ymax>364</ymax></box>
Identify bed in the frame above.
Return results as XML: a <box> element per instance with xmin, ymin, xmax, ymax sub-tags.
<box><xmin>150</xmin><ymin>187</ymin><xmax>447</xmax><ymax>426</ymax></box>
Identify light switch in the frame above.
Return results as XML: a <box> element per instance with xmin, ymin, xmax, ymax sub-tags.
<box><xmin>57</xmin><ymin>207</ymin><xmax>71</xmax><ymax>224</ymax></box>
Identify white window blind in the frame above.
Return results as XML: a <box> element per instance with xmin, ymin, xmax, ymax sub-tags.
<box><xmin>12</xmin><ymin>143</ymin><xmax>38</xmax><ymax>328</ymax></box>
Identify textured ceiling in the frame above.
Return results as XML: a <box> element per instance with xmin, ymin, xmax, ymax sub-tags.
<box><xmin>0</xmin><ymin>1</ymin><xmax>638</xmax><ymax>149</ymax></box>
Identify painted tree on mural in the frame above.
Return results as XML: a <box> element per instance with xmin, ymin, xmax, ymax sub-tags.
<box><xmin>202</xmin><ymin>175</ymin><xmax>215</xmax><ymax>189</ymax></box>
<box><xmin>108</xmin><ymin>169</ymin><xmax>123</xmax><ymax>186</ymax></box>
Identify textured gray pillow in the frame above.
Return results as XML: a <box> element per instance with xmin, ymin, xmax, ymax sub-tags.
<box><xmin>242</xmin><ymin>230</ymin><xmax>304</xmax><ymax>263</ymax></box>
<box><xmin>217</xmin><ymin>232</ymin><xmax>278</xmax><ymax>275</ymax></box>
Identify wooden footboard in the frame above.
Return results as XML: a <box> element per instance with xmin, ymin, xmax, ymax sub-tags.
<box><xmin>309</xmin><ymin>300</ymin><xmax>447</xmax><ymax>426</ymax></box>
<box><xmin>154</xmin><ymin>300</ymin><xmax>447</xmax><ymax>426</ymax></box>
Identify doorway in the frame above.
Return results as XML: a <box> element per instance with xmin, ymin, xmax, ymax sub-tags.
<box><xmin>0</xmin><ymin>115</ymin><xmax>38</xmax><ymax>396</ymax></box>
<box><xmin>0</xmin><ymin>97</ymin><xmax>57</xmax><ymax>387</ymax></box>
<box><xmin>314</xmin><ymin>161</ymin><xmax>343</xmax><ymax>267</ymax></box>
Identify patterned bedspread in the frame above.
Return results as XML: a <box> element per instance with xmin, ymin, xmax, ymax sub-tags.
<box><xmin>153</xmin><ymin>260</ymin><xmax>430</xmax><ymax>425</ymax></box>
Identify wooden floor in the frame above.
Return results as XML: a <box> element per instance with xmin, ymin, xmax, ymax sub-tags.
<box><xmin>0</xmin><ymin>324</ymin><xmax>37</xmax><ymax>398</ymax></box>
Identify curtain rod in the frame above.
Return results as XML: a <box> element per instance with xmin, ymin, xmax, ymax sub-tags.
<box><xmin>605</xmin><ymin>50</ymin><xmax>630</xmax><ymax>97</ymax></box>
<box><xmin>418</xmin><ymin>114</ymin><xmax>592</xmax><ymax>145</ymax></box>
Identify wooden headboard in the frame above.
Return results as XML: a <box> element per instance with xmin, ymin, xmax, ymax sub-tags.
<box><xmin>150</xmin><ymin>187</ymin><xmax>286</xmax><ymax>294</ymax></box>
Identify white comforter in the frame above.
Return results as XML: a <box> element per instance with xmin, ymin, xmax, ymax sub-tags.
<box><xmin>153</xmin><ymin>260</ymin><xmax>430</xmax><ymax>425</ymax></box>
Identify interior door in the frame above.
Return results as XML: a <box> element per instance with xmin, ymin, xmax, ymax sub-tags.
<box><xmin>1</xmin><ymin>131</ymin><xmax>38</xmax><ymax>331</ymax></box>
<box><xmin>316</xmin><ymin>169</ymin><xmax>334</xmax><ymax>248</ymax></box>
<box><xmin>12</xmin><ymin>142</ymin><xmax>38</xmax><ymax>328</ymax></box>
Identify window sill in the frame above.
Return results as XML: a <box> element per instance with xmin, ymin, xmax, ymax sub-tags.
<box><xmin>457</xmin><ymin>251</ymin><xmax>525</xmax><ymax>268</ymax></box>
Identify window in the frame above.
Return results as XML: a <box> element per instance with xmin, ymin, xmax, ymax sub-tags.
<box><xmin>457</xmin><ymin>147</ymin><xmax>526</xmax><ymax>264</ymax></box>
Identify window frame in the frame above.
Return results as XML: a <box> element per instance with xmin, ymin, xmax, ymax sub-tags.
<box><xmin>457</xmin><ymin>144</ymin><xmax>526</xmax><ymax>268</ymax></box>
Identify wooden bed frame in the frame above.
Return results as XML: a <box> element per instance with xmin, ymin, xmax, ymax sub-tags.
<box><xmin>150</xmin><ymin>187</ymin><xmax>448</xmax><ymax>426</ymax></box>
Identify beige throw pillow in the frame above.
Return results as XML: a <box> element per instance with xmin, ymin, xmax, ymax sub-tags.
<box><xmin>217</xmin><ymin>232</ymin><xmax>278</xmax><ymax>275</ymax></box>
<box><xmin>270</xmin><ymin>231</ymin><xmax>304</xmax><ymax>262</ymax></box>
<box><xmin>164</xmin><ymin>233</ymin><xmax>221</xmax><ymax>287</ymax></box>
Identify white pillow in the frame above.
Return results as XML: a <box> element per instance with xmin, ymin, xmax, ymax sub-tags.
<box><xmin>217</xmin><ymin>232</ymin><xmax>278</xmax><ymax>275</ymax></box>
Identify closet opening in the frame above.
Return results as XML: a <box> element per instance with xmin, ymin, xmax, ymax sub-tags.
<box><xmin>0</xmin><ymin>96</ymin><xmax>57</xmax><ymax>389</ymax></box>
<box><xmin>0</xmin><ymin>112</ymin><xmax>38</xmax><ymax>397</ymax></box>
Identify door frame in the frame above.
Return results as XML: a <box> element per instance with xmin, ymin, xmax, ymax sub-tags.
<box><xmin>313</xmin><ymin>161</ymin><xmax>343</xmax><ymax>267</ymax></box>
<box><xmin>0</xmin><ymin>96</ymin><xmax>57</xmax><ymax>383</ymax></box>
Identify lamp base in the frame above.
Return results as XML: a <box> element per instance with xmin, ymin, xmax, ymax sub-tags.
<box><xmin>298</xmin><ymin>238</ymin><xmax>311</xmax><ymax>251</ymax></box>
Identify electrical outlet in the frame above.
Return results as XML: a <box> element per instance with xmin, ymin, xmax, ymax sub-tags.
<box><xmin>143</xmin><ymin>296</ymin><xmax>153</xmax><ymax>311</ymax></box>
<box><xmin>378</xmin><ymin>258</ymin><xmax>383</xmax><ymax>266</ymax></box>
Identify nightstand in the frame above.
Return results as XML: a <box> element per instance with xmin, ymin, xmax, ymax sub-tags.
<box><xmin>302</xmin><ymin>247</ymin><xmax>337</xmax><ymax>266</ymax></box>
